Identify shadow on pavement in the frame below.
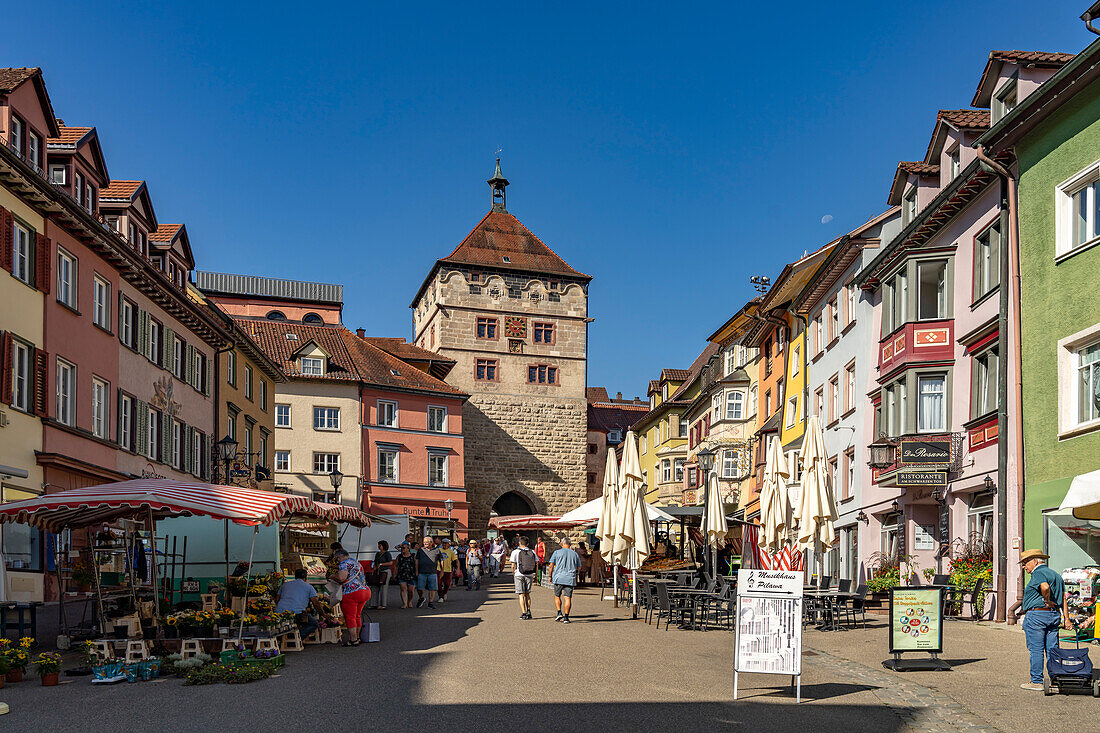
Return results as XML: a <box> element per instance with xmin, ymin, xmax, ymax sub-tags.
<box><xmin>761</xmin><ymin>682</ymin><xmax>882</xmax><ymax>701</ymax></box>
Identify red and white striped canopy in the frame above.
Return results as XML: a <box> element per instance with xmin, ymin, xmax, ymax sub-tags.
<box><xmin>311</xmin><ymin>502</ymin><xmax>372</xmax><ymax>528</ymax></box>
<box><xmin>488</xmin><ymin>514</ymin><xmax>585</xmax><ymax>531</ymax></box>
<box><xmin>0</xmin><ymin>479</ymin><xmax>316</xmax><ymax>532</ymax></box>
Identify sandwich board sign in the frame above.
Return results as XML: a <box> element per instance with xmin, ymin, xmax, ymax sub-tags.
<box><xmin>734</xmin><ymin>569</ymin><xmax>804</xmax><ymax>703</ymax></box>
<box><xmin>884</xmin><ymin>586</ymin><xmax>950</xmax><ymax>671</ymax></box>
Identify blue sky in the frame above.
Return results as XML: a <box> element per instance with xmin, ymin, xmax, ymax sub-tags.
<box><xmin>8</xmin><ymin>1</ymin><xmax>1095</xmax><ymax>395</ymax></box>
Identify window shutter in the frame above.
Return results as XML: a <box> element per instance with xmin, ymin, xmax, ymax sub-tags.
<box><xmin>0</xmin><ymin>332</ymin><xmax>12</xmax><ymax>405</ymax></box>
<box><xmin>204</xmin><ymin>355</ymin><xmax>212</xmax><ymax>396</ymax></box>
<box><xmin>135</xmin><ymin>400</ymin><xmax>148</xmax><ymax>457</ymax></box>
<box><xmin>34</xmin><ymin>233</ymin><xmax>50</xmax><ymax>294</ymax></box>
<box><xmin>0</xmin><ymin>207</ymin><xmax>12</xmax><ymax>273</ymax></box>
<box><xmin>181</xmin><ymin>422</ymin><xmax>191</xmax><ymax>473</ymax></box>
<box><xmin>164</xmin><ymin>328</ymin><xmax>175</xmax><ymax>372</ymax></box>
<box><xmin>185</xmin><ymin>344</ymin><xmax>195</xmax><ymax>387</ymax></box>
<box><xmin>32</xmin><ymin>348</ymin><xmax>49</xmax><ymax>417</ymax></box>
<box><xmin>116</xmin><ymin>389</ymin><xmax>124</xmax><ymax>449</ymax></box>
<box><xmin>138</xmin><ymin>311</ymin><xmax>150</xmax><ymax>359</ymax></box>
<box><xmin>118</xmin><ymin>292</ymin><xmax>125</xmax><ymax>340</ymax></box>
<box><xmin>162</xmin><ymin>415</ymin><xmax>172</xmax><ymax>466</ymax></box>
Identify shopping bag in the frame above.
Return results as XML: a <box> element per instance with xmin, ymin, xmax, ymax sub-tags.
<box><xmin>360</xmin><ymin>614</ymin><xmax>381</xmax><ymax>643</ymax></box>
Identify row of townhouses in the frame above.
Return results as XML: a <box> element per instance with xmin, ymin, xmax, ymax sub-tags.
<box><xmin>634</xmin><ymin>26</ymin><xmax>1100</xmax><ymax>622</ymax></box>
<box><xmin>0</xmin><ymin>68</ymin><xmax>470</xmax><ymax>602</ymax></box>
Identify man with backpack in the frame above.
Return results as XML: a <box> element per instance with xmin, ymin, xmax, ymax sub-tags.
<box><xmin>509</xmin><ymin>536</ymin><xmax>539</xmax><ymax>619</ymax></box>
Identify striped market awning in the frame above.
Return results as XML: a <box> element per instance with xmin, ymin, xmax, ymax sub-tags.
<box><xmin>0</xmin><ymin>479</ymin><xmax>317</xmax><ymax>532</ymax></box>
<box><xmin>312</xmin><ymin>502</ymin><xmax>373</xmax><ymax>528</ymax></box>
<box><xmin>487</xmin><ymin>514</ymin><xmax>586</xmax><ymax>531</ymax></box>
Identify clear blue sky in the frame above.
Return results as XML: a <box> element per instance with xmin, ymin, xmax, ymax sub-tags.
<box><xmin>8</xmin><ymin>1</ymin><xmax>1094</xmax><ymax>396</ymax></box>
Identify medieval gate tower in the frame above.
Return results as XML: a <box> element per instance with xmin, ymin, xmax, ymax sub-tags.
<box><xmin>410</xmin><ymin>161</ymin><xmax>590</xmax><ymax>532</ymax></box>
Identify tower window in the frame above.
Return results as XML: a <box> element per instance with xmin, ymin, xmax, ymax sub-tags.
<box><xmin>266</xmin><ymin>310</ymin><xmax>286</xmax><ymax>321</ymax></box>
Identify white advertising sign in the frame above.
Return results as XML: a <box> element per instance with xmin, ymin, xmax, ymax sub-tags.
<box><xmin>734</xmin><ymin>569</ymin><xmax>805</xmax><ymax>680</ymax></box>
<box><xmin>737</xmin><ymin>569</ymin><xmax>803</xmax><ymax>597</ymax></box>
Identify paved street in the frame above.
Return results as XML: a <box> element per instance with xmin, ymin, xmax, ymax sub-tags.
<box><xmin>6</xmin><ymin>578</ymin><xmax>1090</xmax><ymax>731</ymax></box>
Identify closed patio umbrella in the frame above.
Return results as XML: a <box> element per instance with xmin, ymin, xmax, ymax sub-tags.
<box><xmin>702</xmin><ymin>470</ymin><xmax>728</xmax><ymax>576</ymax></box>
<box><xmin>795</xmin><ymin>416</ymin><xmax>839</xmax><ymax>566</ymax></box>
<box><xmin>759</xmin><ymin>436</ymin><xmax>791</xmax><ymax>554</ymax></box>
<box><xmin>614</xmin><ymin>432</ymin><xmax>651</xmax><ymax>609</ymax></box>
<box><xmin>595</xmin><ymin>450</ymin><xmax>621</xmax><ymax>565</ymax></box>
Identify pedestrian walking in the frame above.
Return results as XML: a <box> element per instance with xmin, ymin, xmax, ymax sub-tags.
<box><xmin>438</xmin><ymin>538</ymin><xmax>457</xmax><ymax>602</ymax></box>
<box><xmin>509</xmin><ymin>536</ymin><xmax>539</xmax><ymax>619</ymax></box>
<box><xmin>1018</xmin><ymin>549</ymin><xmax>1069</xmax><ymax>690</ymax></box>
<box><xmin>547</xmin><ymin>536</ymin><xmax>582</xmax><ymax>623</ymax></box>
<box><xmin>415</xmin><ymin>536</ymin><xmax>445</xmax><ymax>609</ymax></box>
<box><xmin>395</xmin><ymin>543</ymin><xmax>418</xmax><ymax>608</ymax></box>
<box><xmin>370</xmin><ymin>540</ymin><xmax>394</xmax><ymax>610</ymax></box>
<box><xmin>456</xmin><ymin>539</ymin><xmax>468</xmax><ymax>583</ymax></box>
<box><xmin>465</xmin><ymin>539</ymin><xmax>483</xmax><ymax>590</ymax></box>
<box><xmin>489</xmin><ymin>536</ymin><xmax>508</xmax><ymax>577</ymax></box>
<box><xmin>332</xmin><ymin>548</ymin><xmax>370</xmax><ymax>646</ymax></box>
<box><xmin>576</xmin><ymin>541</ymin><xmax>591</xmax><ymax>585</ymax></box>
<box><xmin>535</xmin><ymin>537</ymin><xmax>547</xmax><ymax>584</ymax></box>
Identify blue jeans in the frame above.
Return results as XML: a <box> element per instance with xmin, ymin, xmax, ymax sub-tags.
<box><xmin>297</xmin><ymin>614</ymin><xmax>319</xmax><ymax>639</ymax></box>
<box><xmin>466</xmin><ymin>565</ymin><xmax>481</xmax><ymax>588</ymax></box>
<box><xmin>1023</xmin><ymin>609</ymin><xmax>1061</xmax><ymax>683</ymax></box>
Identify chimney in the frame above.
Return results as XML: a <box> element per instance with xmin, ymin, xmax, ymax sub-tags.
<box><xmin>356</xmin><ymin>328</ymin><xmax>365</xmax><ymax>338</ymax></box>
<box><xmin>616</xmin><ymin>392</ymin><xmax>623</xmax><ymax>400</ymax></box>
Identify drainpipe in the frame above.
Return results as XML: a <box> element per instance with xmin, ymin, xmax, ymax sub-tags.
<box><xmin>792</xmin><ymin>312</ymin><xmax>810</xmax><ymax>436</ymax></box>
<box><xmin>976</xmin><ymin>145</ymin><xmax>1022</xmax><ymax>624</ymax></box>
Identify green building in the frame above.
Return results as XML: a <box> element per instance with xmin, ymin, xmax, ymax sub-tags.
<box><xmin>980</xmin><ymin>38</ymin><xmax>1100</xmax><ymax>571</ymax></box>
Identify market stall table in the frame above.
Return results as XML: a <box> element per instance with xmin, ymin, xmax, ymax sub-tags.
<box><xmin>0</xmin><ymin>601</ymin><xmax>40</xmax><ymax>640</ymax></box>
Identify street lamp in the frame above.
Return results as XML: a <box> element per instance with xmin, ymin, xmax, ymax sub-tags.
<box><xmin>868</xmin><ymin>436</ymin><xmax>896</xmax><ymax>470</ymax></box>
<box><xmin>696</xmin><ymin>447</ymin><xmax>717</xmax><ymax>577</ymax></box>
<box><xmin>328</xmin><ymin>469</ymin><xmax>343</xmax><ymax>504</ymax></box>
<box><xmin>984</xmin><ymin>475</ymin><xmax>996</xmax><ymax>493</ymax></box>
<box><xmin>696</xmin><ymin>447</ymin><xmax>716</xmax><ymax>475</ymax></box>
<box><xmin>214</xmin><ymin>435</ymin><xmax>238</xmax><ymax>483</ymax></box>
<box><xmin>443</xmin><ymin>498</ymin><xmax>455</xmax><ymax>540</ymax></box>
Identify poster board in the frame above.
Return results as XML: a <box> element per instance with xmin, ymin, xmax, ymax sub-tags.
<box><xmin>889</xmin><ymin>586</ymin><xmax>944</xmax><ymax>653</ymax></box>
<box><xmin>734</xmin><ymin>569</ymin><xmax>804</xmax><ymax>701</ymax></box>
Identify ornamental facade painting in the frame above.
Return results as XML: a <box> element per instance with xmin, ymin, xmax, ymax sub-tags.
<box><xmin>504</xmin><ymin>316</ymin><xmax>527</xmax><ymax>339</ymax></box>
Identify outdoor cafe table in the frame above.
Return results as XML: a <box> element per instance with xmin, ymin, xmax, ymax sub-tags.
<box><xmin>667</xmin><ymin>587</ymin><xmax>724</xmax><ymax>630</ymax></box>
<box><xmin>803</xmin><ymin>590</ymin><xmax>859</xmax><ymax>631</ymax></box>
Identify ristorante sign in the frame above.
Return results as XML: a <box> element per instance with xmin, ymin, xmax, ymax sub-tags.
<box><xmin>899</xmin><ymin>439</ymin><xmax>950</xmax><ymax>465</ymax></box>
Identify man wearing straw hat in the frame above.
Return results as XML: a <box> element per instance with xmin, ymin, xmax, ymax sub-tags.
<box><xmin>1017</xmin><ymin>549</ymin><xmax>1068</xmax><ymax>691</ymax></box>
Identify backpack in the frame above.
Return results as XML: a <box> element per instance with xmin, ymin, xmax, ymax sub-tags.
<box><xmin>1047</xmin><ymin>643</ymin><xmax>1093</xmax><ymax>678</ymax></box>
<box><xmin>517</xmin><ymin>548</ymin><xmax>538</xmax><ymax>575</ymax></box>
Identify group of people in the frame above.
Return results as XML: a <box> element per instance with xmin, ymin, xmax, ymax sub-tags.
<box><xmin>509</xmin><ymin>535</ymin><xmax>582</xmax><ymax>623</ymax></box>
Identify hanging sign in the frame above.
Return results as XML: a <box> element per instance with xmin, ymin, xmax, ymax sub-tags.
<box><xmin>899</xmin><ymin>440</ymin><xmax>950</xmax><ymax>465</ymax></box>
<box><xmin>897</xmin><ymin>470</ymin><xmax>947</xmax><ymax>486</ymax></box>
<box><xmin>734</xmin><ymin>569</ymin><xmax>804</xmax><ymax>702</ymax></box>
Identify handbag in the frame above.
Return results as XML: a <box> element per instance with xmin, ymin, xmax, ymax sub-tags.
<box><xmin>360</xmin><ymin>613</ymin><xmax>381</xmax><ymax>643</ymax></box>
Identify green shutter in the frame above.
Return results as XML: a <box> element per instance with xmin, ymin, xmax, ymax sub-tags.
<box><xmin>185</xmin><ymin>345</ymin><xmax>195</xmax><ymax>388</ymax></box>
<box><xmin>162</xmin><ymin>416</ymin><xmax>172</xmax><ymax>466</ymax></box>
<box><xmin>204</xmin><ymin>354</ymin><xmax>213</xmax><ymax>396</ymax></box>
<box><xmin>135</xmin><ymin>400</ymin><xmax>148</xmax><ymax>457</ymax></box>
<box><xmin>117</xmin><ymin>292</ymin><xmax>125</xmax><ymax>340</ymax></box>
<box><xmin>138</xmin><ymin>310</ymin><xmax>150</xmax><ymax>359</ymax></box>
<box><xmin>164</xmin><ymin>328</ymin><xmax>174</xmax><ymax>374</ymax></box>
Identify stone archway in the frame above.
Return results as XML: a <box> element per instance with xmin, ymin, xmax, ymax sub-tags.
<box><xmin>492</xmin><ymin>490</ymin><xmax>535</xmax><ymax>517</ymax></box>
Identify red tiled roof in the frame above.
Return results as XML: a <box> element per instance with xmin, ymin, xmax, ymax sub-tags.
<box><xmin>101</xmin><ymin>180</ymin><xmax>144</xmax><ymax>201</ymax></box>
<box><xmin>588</xmin><ymin>402</ymin><xmax>648</xmax><ymax>433</ymax></box>
<box><xmin>149</xmin><ymin>223</ymin><xmax>182</xmax><ymax>242</ymax></box>
<box><xmin>660</xmin><ymin>368</ymin><xmax>692</xmax><ymax>382</ymax></box>
<box><xmin>648</xmin><ymin>380</ymin><xmax>660</xmax><ymax>394</ymax></box>
<box><xmin>47</xmin><ymin>124</ymin><xmax>92</xmax><ymax>146</ymax></box>
<box><xmin>587</xmin><ymin>387</ymin><xmax>610</xmax><ymax>403</ymax></box>
<box><xmin>938</xmin><ymin>109</ymin><xmax>989</xmax><ymax>130</ymax></box>
<box><xmin>898</xmin><ymin>161</ymin><xmax>940</xmax><ymax>175</ymax></box>
<box><xmin>0</xmin><ymin>68</ymin><xmax>38</xmax><ymax>93</ymax></box>
<box><xmin>240</xmin><ymin>320</ymin><xmax>465</xmax><ymax>397</ymax></box>
<box><xmin>989</xmin><ymin>50</ymin><xmax>1075</xmax><ymax>65</ymax></box>
<box><xmin>669</xmin><ymin>342</ymin><xmax>722</xmax><ymax>401</ymax></box>
<box><xmin>439</xmin><ymin>210</ymin><xmax>589</xmax><ymax>279</ymax></box>
<box><xmin>363</xmin><ymin>337</ymin><xmax>456</xmax><ymax>366</ymax></box>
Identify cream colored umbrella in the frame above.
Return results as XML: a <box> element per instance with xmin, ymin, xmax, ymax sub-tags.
<box><xmin>595</xmin><ymin>449</ymin><xmax>620</xmax><ymax>565</ymax></box>
<box><xmin>795</xmin><ymin>415</ymin><xmax>839</xmax><ymax>554</ymax></box>
<box><xmin>702</xmin><ymin>469</ymin><xmax>729</xmax><ymax>576</ymax></box>
<box><xmin>759</xmin><ymin>436</ymin><xmax>791</xmax><ymax>553</ymax></box>
<box><xmin>614</xmin><ymin>431</ymin><xmax>651</xmax><ymax>608</ymax></box>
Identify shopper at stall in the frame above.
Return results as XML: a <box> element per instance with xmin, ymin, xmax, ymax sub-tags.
<box><xmin>509</xmin><ymin>536</ymin><xmax>539</xmax><ymax>619</ymax></box>
<box><xmin>465</xmin><ymin>539</ymin><xmax>483</xmax><ymax>590</ymax></box>
<box><xmin>535</xmin><ymin>537</ymin><xmax>547</xmax><ymax>584</ymax></box>
<box><xmin>395</xmin><ymin>543</ymin><xmax>418</xmax><ymax>608</ymax></box>
<box><xmin>547</xmin><ymin>536</ymin><xmax>582</xmax><ymax>624</ymax></box>
<box><xmin>371</xmin><ymin>540</ymin><xmax>395</xmax><ymax>610</ymax></box>
<box><xmin>276</xmin><ymin>568</ymin><xmax>327</xmax><ymax>639</ymax></box>
<box><xmin>416</xmin><ymin>536</ymin><xmax>445</xmax><ymax>609</ymax></box>
<box><xmin>333</xmin><ymin>548</ymin><xmax>370</xmax><ymax>646</ymax></box>
<box><xmin>1018</xmin><ymin>549</ymin><xmax>1069</xmax><ymax>690</ymax></box>
<box><xmin>438</xmin><ymin>538</ymin><xmax>457</xmax><ymax>603</ymax></box>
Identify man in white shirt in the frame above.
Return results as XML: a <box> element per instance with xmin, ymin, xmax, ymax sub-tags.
<box><xmin>509</xmin><ymin>536</ymin><xmax>539</xmax><ymax>620</ymax></box>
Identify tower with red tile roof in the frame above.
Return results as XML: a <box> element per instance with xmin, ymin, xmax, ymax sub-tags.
<box><xmin>411</xmin><ymin>161</ymin><xmax>591</xmax><ymax>534</ymax></box>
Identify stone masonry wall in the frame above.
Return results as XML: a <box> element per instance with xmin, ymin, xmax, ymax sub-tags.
<box><xmin>462</xmin><ymin>394</ymin><xmax>588</xmax><ymax>533</ymax></box>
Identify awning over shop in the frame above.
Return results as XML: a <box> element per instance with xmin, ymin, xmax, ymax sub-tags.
<box><xmin>311</xmin><ymin>501</ymin><xmax>396</xmax><ymax>527</ymax></box>
<box><xmin>0</xmin><ymin>479</ymin><xmax>316</xmax><ymax>531</ymax></box>
<box><xmin>1059</xmin><ymin>469</ymin><xmax>1100</xmax><ymax>520</ymax></box>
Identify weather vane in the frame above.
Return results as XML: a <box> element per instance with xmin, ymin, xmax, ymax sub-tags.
<box><xmin>496</xmin><ymin>146</ymin><xmax>502</xmax><ymax>157</ymax></box>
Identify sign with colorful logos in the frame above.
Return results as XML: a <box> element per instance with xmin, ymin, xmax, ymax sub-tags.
<box><xmin>889</xmin><ymin>587</ymin><xmax>944</xmax><ymax>653</ymax></box>
<box><xmin>899</xmin><ymin>440</ymin><xmax>951</xmax><ymax>465</ymax></box>
<box><xmin>896</xmin><ymin>470</ymin><xmax>947</xmax><ymax>486</ymax></box>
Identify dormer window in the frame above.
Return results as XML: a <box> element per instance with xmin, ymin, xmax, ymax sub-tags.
<box><xmin>390</xmin><ymin>369</ymin><xmax>401</xmax><ymax>377</ymax></box>
<box><xmin>27</xmin><ymin>132</ymin><xmax>41</xmax><ymax>169</ymax></box>
<box><xmin>74</xmin><ymin>171</ymin><xmax>85</xmax><ymax>206</ymax></box>
<box><xmin>948</xmin><ymin>147</ymin><xmax>960</xmax><ymax>179</ymax></box>
<box><xmin>267</xmin><ymin>311</ymin><xmax>287</xmax><ymax>321</ymax></box>
<box><xmin>284</xmin><ymin>332</ymin><xmax>298</xmax><ymax>339</ymax></box>
<box><xmin>993</xmin><ymin>76</ymin><xmax>1018</xmax><ymax>124</ymax></box>
<box><xmin>902</xmin><ymin>187</ymin><xmax>918</xmax><ymax>226</ymax></box>
<box><xmin>303</xmin><ymin>313</ymin><xmax>323</xmax><ymax>324</ymax></box>
<box><xmin>301</xmin><ymin>356</ymin><xmax>323</xmax><ymax>376</ymax></box>
<box><xmin>502</xmin><ymin>256</ymin><xmax>511</xmax><ymax>263</ymax></box>
<box><xmin>10</xmin><ymin>116</ymin><xmax>23</xmax><ymax>154</ymax></box>
<box><xmin>49</xmin><ymin>164</ymin><xmax>67</xmax><ymax>185</ymax></box>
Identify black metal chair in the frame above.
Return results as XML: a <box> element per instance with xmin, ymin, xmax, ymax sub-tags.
<box><xmin>654</xmin><ymin>582</ymin><xmax>693</xmax><ymax>630</ymax></box>
<box><xmin>817</xmin><ymin>574</ymin><xmax>832</xmax><ymax>589</ymax></box>
<box><xmin>837</xmin><ymin>579</ymin><xmax>851</xmax><ymax>593</ymax></box>
<box><xmin>839</xmin><ymin>584</ymin><xmax>868</xmax><ymax>628</ymax></box>
<box><xmin>958</xmin><ymin>577</ymin><xmax>992</xmax><ymax>621</ymax></box>
<box><xmin>932</xmin><ymin>573</ymin><xmax>951</xmax><ymax>586</ymax></box>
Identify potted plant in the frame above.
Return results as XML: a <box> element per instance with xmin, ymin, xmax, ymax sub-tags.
<box><xmin>34</xmin><ymin>652</ymin><xmax>63</xmax><ymax>686</ymax></box>
<box><xmin>2</xmin><ymin>637</ymin><xmax>33</xmax><ymax>683</ymax></box>
<box><xmin>71</xmin><ymin>556</ymin><xmax>97</xmax><ymax>592</ymax></box>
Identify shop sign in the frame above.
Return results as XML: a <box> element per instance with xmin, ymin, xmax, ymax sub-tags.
<box><xmin>889</xmin><ymin>587</ymin><xmax>944</xmax><ymax>653</ymax></box>
<box><xmin>899</xmin><ymin>439</ymin><xmax>950</xmax><ymax>465</ymax></box>
<box><xmin>896</xmin><ymin>470</ymin><xmax>947</xmax><ymax>486</ymax></box>
<box><xmin>734</xmin><ymin>569</ymin><xmax>804</xmax><ymax>700</ymax></box>
<box><xmin>180</xmin><ymin>580</ymin><xmax>200</xmax><ymax>593</ymax></box>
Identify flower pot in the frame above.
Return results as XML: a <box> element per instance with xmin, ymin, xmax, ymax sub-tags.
<box><xmin>41</xmin><ymin>672</ymin><xmax>59</xmax><ymax>686</ymax></box>
<box><xmin>77</xmin><ymin>583</ymin><xmax>92</xmax><ymax>593</ymax></box>
<box><xmin>6</xmin><ymin>668</ymin><xmax>24</xmax><ymax>683</ymax></box>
